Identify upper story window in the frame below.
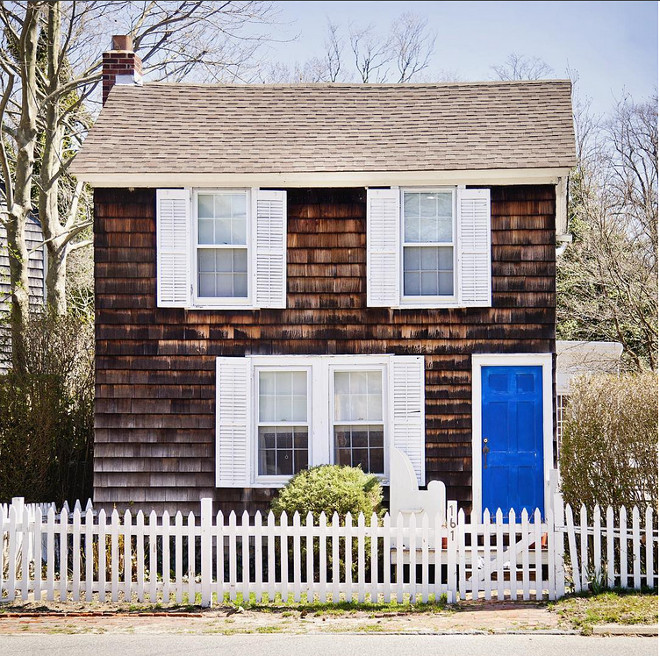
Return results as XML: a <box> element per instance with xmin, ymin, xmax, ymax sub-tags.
<box><xmin>366</xmin><ymin>186</ymin><xmax>491</xmax><ymax>309</ymax></box>
<box><xmin>156</xmin><ymin>188</ymin><xmax>287</xmax><ymax>309</ymax></box>
<box><xmin>402</xmin><ymin>189</ymin><xmax>455</xmax><ymax>300</ymax></box>
<box><xmin>195</xmin><ymin>190</ymin><xmax>249</xmax><ymax>301</ymax></box>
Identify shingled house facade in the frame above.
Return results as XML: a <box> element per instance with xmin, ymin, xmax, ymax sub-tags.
<box><xmin>71</xmin><ymin>38</ymin><xmax>575</xmax><ymax>518</ymax></box>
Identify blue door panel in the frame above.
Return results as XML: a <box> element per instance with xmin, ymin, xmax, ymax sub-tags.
<box><xmin>481</xmin><ymin>366</ymin><xmax>544</xmax><ymax>519</ymax></box>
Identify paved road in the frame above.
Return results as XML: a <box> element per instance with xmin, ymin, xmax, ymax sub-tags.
<box><xmin>1</xmin><ymin>634</ymin><xmax>657</xmax><ymax>656</ymax></box>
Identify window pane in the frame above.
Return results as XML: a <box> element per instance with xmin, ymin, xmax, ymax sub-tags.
<box><xmin>403</xmin><ymin>246</ymin><xmax>454</xmax><ymax>297</ymax></box>
<box><xmin>215</xmin><ymin>194</ymin><xmax>232</xmax><ymax>218</ymax></box>
<box><xmin>198</xmin><ymin>218</ymin><xmax>214</xmax><ymax>244</ymax></box>
<box><xmin>198</xmin><ymin>194</ymin><xmax>214</xmax><ymax>219</ymax></box>
<box><xmin>215</xmin><ymin>219</ymin><xmax>232</xmax><ymax>244</ymax></box>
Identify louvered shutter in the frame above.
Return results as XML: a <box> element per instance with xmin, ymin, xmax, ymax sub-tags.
<box><xmin>254</xmin><ymin>189</ymin><xmax>287</xmax><ymax>309</ymax></box>
<box><xmin>216</xmin><ymin>357</ymin><xmax>251</xmax><ymax>487</ymax></box>
<box><xmin>390</xmin><ymin>355</ymin><xmax>426</xmax><ymax>485</ymax></box>
<box><xmin>156</xmin><ymin>189</ymin><xmax>191</xmax><ymax>307</ymax></box>
<box><xmin>457</xmin><ymin>188</ymin><xmax>492</xmax><ymax>307</ymax></box>
<box><xmin>367</xmin><ymin>188</ymin><xmax>400</xmax><ymax>307</ymax></box>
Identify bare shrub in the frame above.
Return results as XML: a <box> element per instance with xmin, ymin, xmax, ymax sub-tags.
<box><xmin>560</xmin><ymin>373</ymin><xmax>658</xmax><ymax>511</ymax></box>
<box><xmin>0</xmin><ymin>312</ymin><xmax>94</xmax><ymax>504</ymax></box>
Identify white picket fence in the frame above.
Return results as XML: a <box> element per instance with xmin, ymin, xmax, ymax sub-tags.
<box><xmin>1</xmin><ymin>497</ymin><xmax>657</xmax><ymax>606</ymax></box>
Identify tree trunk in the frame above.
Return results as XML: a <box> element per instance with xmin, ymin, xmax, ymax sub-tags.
<box><xmin>8</xmin><ymin>2</ymin><xmax>41</xmax><ymax>371</ymax></box>
<box><xmin>40</xmin><ymin>1</ymin><xmax>68</xmax><ymax>315</ymax></box>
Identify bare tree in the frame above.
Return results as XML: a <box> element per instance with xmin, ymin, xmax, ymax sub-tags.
<box><xmin>557</xmin><ymin>94</ymin><xmax>658</xmax><ymax>371</ymax></box>
<box><xmin>391</xmin><ymin>13</ymin><xmax>436</xmax><ymax>83</ymax></box>
<box><xmin>349</xmin><ymin>23</ymin><xmax>392</xmax><ymax>83</ymax></box>
<box><xmin>491</xmin><ymin>53</ymin><xmax>554</xmax><ymax>80</ymax></box>
<box><xmin>0</xmin><ymin>0</ymin><xmax>275</xmax><ymax>369</ymax></box>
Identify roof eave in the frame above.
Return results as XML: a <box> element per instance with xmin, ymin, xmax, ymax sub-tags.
<box><xmin>75</xmin><ymin>166</ymin><xmax>574</xmax><ymax>188</ymax></box>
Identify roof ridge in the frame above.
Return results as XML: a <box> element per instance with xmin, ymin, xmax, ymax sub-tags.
<box><xmin>134</xmin><ymin>79</ymin><xmax>572</xmax><ymax>89</ymax></box>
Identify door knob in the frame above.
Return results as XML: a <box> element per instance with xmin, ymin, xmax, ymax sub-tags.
<box><xmin>482</xmin><ymin>438</ymin><xmax>490</xmax><ymax>468</ymax></box>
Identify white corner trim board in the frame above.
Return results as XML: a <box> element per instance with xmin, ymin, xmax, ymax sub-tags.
<box><xmin>470</xmin><ymin>353</ymin><xmax>554</xmax><ymax>520</ymax></box>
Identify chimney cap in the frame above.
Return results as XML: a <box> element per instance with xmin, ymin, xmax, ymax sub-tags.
<box><xmin>111</xmin><ymin>34</ymin><xmax>133</xmax><ymax>51</ymax></box>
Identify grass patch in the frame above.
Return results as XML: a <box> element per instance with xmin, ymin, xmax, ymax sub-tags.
<box><xmin>550</xmin><ymin>589</ymin><xmax>658</xmax><ymax>634</ymax></box>
<box><xmin>227</xmin><ymin>592</ymin><xmax>448</xmax><ymax>616</ymax></box>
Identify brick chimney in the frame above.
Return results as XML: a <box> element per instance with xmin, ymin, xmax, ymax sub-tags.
<box><xmin>102</xmin><ymin>35</ymin><xmax>142</xmax><ymax>104</ymax></box>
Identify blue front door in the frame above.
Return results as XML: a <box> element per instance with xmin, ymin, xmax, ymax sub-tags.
<box><xmin>481</xmin><ymin>366</ymin><xmax>544</xmax><ymax>518</ymax></box>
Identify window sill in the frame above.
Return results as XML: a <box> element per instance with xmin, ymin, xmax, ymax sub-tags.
<box><xmin>187</xmin><ymin>304</ymin><xmax>258</xmax><ymax>311</ymax></box>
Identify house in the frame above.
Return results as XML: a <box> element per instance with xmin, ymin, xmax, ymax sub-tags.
<box><xmin>555</xmin><ymin>340</ymin><xmax>623</xmax><ymax>445</ymax></box>
<box><xmin>70</xmin><ymin>36</ymin><xmax>575</xmax><ymax>519</ymax></box>
<box><xmin>0</xmin><ymin>213</ymin><xmax>46</xmax><ymax>373</ymax></box>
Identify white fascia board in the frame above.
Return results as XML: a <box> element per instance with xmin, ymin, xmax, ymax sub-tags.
<box><xmin>77</xmin><ymin>167</ymin><xmax>572</xmax><ymax>189</ymax></box>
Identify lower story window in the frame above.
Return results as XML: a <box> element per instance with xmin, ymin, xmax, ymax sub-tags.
<box><xmin>215</xmin><ymin>354</ymin><xmax>426</xmax><ymax>488</ymax></box>
<box><xmin>333</xmin><ymin>370</ymin><xmax>385</xmax><ymax>474</ymax></box>
<box><xmin>257</xmin><ymin>370</ymin><xmax>309</xmax><ymax>476</ymax></box>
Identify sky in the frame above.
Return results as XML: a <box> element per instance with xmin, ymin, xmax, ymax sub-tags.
<box><xmin>264</xmin><ymin>1</ymin><xmax>657</xmax><ymax>116</ymax></box>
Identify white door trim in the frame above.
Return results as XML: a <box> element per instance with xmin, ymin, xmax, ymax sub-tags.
<box><xmin>471</xmin><ymin>353</ymin><xmax>554</xmax><ymax>521</ymax></box>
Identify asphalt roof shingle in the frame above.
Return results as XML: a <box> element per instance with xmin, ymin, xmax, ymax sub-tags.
<box><xmin>71</xmin><ymin>81</ymin><xmax>576</xmax><ymax>176</ymax></box>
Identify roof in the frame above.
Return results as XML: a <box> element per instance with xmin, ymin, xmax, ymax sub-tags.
<box><xmin>71</xmin><ymin>80</ymin><xmax>575</xmax><ymax>180</ymax></box>
<box><xmin>556</xmin><ymin>340</ymin><xmax>624</xmax><ymax>394</ymax></box>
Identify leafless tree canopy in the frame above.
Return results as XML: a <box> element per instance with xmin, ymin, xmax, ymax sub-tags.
<box><xmin>491</xmin><ymin>53</ymin><xmax>554</xmax><ymax>81</ymax></box>
<box><xmin>558</xmin><ymin>93</ymin><xmax>658</xmax><ymax>371</ymax></box>
<box><xmin>0</xmin><ymin>0</ymin><xmax>275</xmax><ymax>343</ymax></box>
<box><xmin>258</xmin><ymin>13</ymin><xmax>439</xmax><ymax>84</ymax></box>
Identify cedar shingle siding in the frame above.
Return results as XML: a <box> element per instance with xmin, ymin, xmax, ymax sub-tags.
<box><xmin>94</xmin><ymin>185</ymin><xmax>555</xmax><ymax>516</ymax></box>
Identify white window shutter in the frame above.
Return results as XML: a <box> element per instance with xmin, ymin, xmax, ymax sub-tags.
<box><xmin>457</xmin><ymin>188</ymin><xmax>492</xmax><ymax>307</ymax></box>
<box><xmin>156</xmin><ymin>189</ymin><xmax>191</xmax><ymax>307</ymax></box>
<box><xmin>216</xmin><ymin>357</ymin><xmax>251</xmax><ymax>488</ymax></box>
<box><xmin>254</xmin><ymin>189</ymin><xmax>287</xmax><ymax>308</ymax></box>
<box><xmin>390</xmin><ymin>355</ymin><xmax>426</xmax><ymax>485</ymax></box>
<box><xmin>367</xmin><ymin>188</ymin><xmax>400</xmax><ymax>307</ymax></box>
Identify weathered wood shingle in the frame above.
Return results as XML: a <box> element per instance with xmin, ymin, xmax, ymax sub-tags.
<box><xmin>94</xmin><ymin>186</ymin><xmax>556</xmax><ymax>516</ymax></box>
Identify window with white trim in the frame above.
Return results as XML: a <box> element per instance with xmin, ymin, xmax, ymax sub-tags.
<box><xmin>257</xmin><ymin>369</ymin><xmax>309</xmax><ymax>478</ymax></box>
<box><xmin>366</xmin><ymin>186</ymin><xmax>491</xmax><ymax>309</ymax></box>
<box><xmin>195</xmin><ymin>190</ymin><xmax>249</xmax><ymax>301</ymax></box>
<box><xmin>332</xmin><ymin>369</ymin><xmax>385</xmax><ymax>474</ymax></box>
<box><xmin>156</xmin><ymin>188</ymin><xmax>287</xmax><ymax>309</ymax></box>
<box><xmin>402</xmin><ymin>188</ymin><xmax>456</xmax><ymax>301</ymax></box>
<box><xmin>215</xmin><ymin>354</ymin><xmax>426</xmax><ymax>488</ymax></box>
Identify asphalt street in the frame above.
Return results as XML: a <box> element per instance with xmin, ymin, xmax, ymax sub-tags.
<box><xmin>1</xmin><ymin>634</ymin><xmax>657</xmax><ymax>656</ymax></box>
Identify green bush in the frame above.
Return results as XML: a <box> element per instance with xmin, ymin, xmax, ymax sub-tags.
<box><xmin>271</xmin><ymin>466</ymin><xmax>384</xmax><ymax>582</ymax></box>
<box><xmin>560</xmin><ymin>372</ymin><xmax>658</xmax><ymax>511</ymax></box>
<box><xmin>271</xmin><ymin>465</ymin><xmax>383</xmax><ymax>522</ymax></box>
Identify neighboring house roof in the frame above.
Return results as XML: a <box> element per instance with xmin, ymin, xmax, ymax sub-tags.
<box><xmin>0</xmin><ymin>214</ymin><xmax>46</xmax><ymax>373</ymax></box>
<box><xmin>70</xmin><ymin>80</ymin><xmax>575</xmax><ymax>179</ymax></box>
<box><xmin>556</xmin><ymin>340</ymin><xmax>624</xmax><ymax>395</ymax></box>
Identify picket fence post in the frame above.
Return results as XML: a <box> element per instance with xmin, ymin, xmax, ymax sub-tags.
<box><xmin>200</xmin><ymin>498</ymin><xmax>212</xmax><ymax>607</ymax></box>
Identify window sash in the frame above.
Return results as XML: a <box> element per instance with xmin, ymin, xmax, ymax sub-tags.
<box><xmin>193</xmin><ymin>189</ymin><xmax>251</xmax><ymax>305</ymax></box>
<box><xmin>401</xmin><ymin>188</ymin><xmax>457</xmax><ymax>302</ymax></box>
<box><xmin>331</xmin><ymin>367</ymin><xmax>386</xmax><ymax>475</ymax></box>
<box><xmin>254</xmin><ymin>366</ymin><xmax>311</xmax><ymax>484</ymax></box>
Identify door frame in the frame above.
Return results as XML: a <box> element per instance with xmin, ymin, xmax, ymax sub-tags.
<box><xmin>471</xmin><ymin>353</ymin><xmax>553</xmax><ymax>521</ymax></box>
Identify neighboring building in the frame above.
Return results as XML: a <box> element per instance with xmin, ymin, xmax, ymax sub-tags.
<box><xmin>70</xmin><ymin>36</ymin><xmax>575</xmax><ymax>518</ymax></box>
<box><xmin>0</xmin><ymin>214</ymin><xmax>46</xmax><ymax>372</ymax></box>
<box><xmin>555</xmin><ymin>340</ymin><xmax>624</xmax><ymax>445</ymax></box>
